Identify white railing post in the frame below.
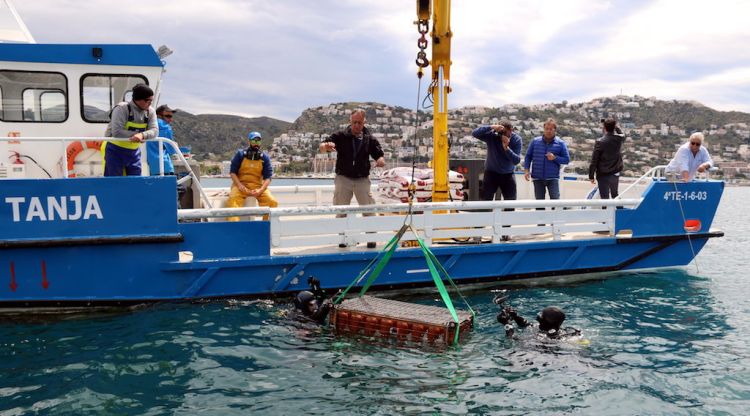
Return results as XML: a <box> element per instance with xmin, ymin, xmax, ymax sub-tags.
<box><xmin>492</xmin><ymin>207</ymin><xmax>503</xmax><ymax>243</ymax></box>
<box><xmin>158</xmin><ymin>139</ymin><xmax>164</xmax><ymax>176</ymax></box>
<box><xmin>270</xmin><ymin>213</ymin><xmax>282</xmax><ymax>247</ymax></box>
<box><xmin>423</xmin><ymin>210</ymin><xmax>434</xmax><ymax>245</ymax></box>
<box><xmin>315</xmin><ymin>188</ymin><xmax>323</xmax><ymax>205</ymax></box>
<box><xmin>61</xmin><ymin>139</ymin><xmax>69</xmax><ymax>178</ymax></box>
<box><xmin>551</xmin><ymin>208</ymin><xmax>562</xmax><ymax>240</ymax></box>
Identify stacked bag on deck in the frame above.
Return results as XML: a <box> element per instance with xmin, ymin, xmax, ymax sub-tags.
<box><xmin>375</xmin><ymin>167</ymin><xmax>465</xmax><ymax>204</ymax></box>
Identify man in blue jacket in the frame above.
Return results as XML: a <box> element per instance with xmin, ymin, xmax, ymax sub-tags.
<box><xmin>471</xmin><ymin>122</ymin><xmax>523</xmax><ymax>201</ymax></box>
<box><xmin>523</xmin><ymin>118</ymin><xmax>570</xmax><ymax>199</ymax></box>
<box><xmin>147</xmin><ymin>104</ymin><xmax>178</xmax><ymax>175</ymax></box>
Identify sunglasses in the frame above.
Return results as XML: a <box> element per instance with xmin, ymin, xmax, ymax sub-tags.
<box><xmin>690</xmin><ymin>141</ymin><xmax>701</xmax><ymax>146</ymax></box>
<box><xmin>163</xmin><ymin>114</ymin><xmax>174</xmax><ymax>119</ymax></box>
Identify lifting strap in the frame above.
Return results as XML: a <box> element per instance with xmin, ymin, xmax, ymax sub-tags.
<box><xmin>332</xmin><ymin>222</ymin><xmax>476</xmax><ymax>345</ymax></box>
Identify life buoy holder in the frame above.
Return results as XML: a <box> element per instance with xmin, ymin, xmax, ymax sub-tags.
<box><xmin>66</xmin><ymin>140</ymin><xmax>102</xmax><ymax>178</ymax></box>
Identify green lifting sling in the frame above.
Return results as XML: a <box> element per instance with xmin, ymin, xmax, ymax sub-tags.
<box><xmin>332</xmin><ymin>223</ymin><xmax>476</xmax><ymax>345</ymax></box>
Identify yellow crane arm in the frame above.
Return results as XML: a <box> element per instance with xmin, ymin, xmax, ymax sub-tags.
<box><xmin>417</xmin><ymin>0</ymin><xmax>452</xmax><ymax>202</ymax></box>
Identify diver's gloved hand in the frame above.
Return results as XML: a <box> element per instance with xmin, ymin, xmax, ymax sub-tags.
<box><xmin>497</xmin><ymin>310</ymin><xmax>511</xmax><ymax>325</ymax></box>
<box><xmin>308</xmin><ymin>277</ymin><xmax>327</xmax><ymax>301</ymax></box>
<box><xmin>308</xmin><ymin>277</ymin><xmax>321</xmax><ymax>289</ymax></box>
<box><xmin>312</xmin><ymin>299</ymin><xmax>333</xmax><ymax>324</ymax></box>
<box><xmin>502</xmin><ymin>307</ymin><xmax>531</xmax><ymax>328</ymax></box>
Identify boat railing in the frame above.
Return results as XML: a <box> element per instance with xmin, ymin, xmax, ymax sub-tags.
<box><xmin>150</xmin><ymin>138</ymin><xmax>213</xmax><ymax>209</ymax></box>
<box><xmin>617</xmin><ymin>164</ymin><xmax>717</xmax><ymax>199</ymax></box>
<box><xmin>616</xmin><ymin>165</ymin><xmax>667</xmax><ymax>199</ymax></box>
<box><xmin>0</xmin><ymin>136</ymin><xmax>214</xmax><ymax>209</ymax></box>
<box><xmin>179</xmin><ymin>198</ymin><xmax>641</xmax><ymax>249</ymax></box>
<box><xmin>203</xmin><ymin>184</ymin><xmax>337</xmax><ymax>208</ymax></box>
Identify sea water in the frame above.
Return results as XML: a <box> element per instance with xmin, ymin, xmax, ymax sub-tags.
<box><xmin>1</xmin><ymin>188</ymin><xmax>749</xmax><ymax>415</ymax></box>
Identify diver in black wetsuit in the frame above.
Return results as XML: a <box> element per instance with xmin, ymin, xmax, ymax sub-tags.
<box><xmin>293</xmin><ymin>277</ymin><xmax>333</xmax><ymax>324</ymax></box>
<box><xmin>494</xmin><ymin>293</ymin><xmax>580</xmax><ymax>339</ymax></box>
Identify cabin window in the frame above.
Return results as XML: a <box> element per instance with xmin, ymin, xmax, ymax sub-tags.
<box><xmin>80</xmin><ymin>74</ymin><xmax>148</xmax><ymax>123</ymax></box>
<box><xmin>0</xmin><ymin>70</ymin><xmax>68</xmax><ymax>123</ymax></box>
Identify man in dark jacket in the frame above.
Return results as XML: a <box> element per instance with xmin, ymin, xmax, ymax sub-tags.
<box><xmin>319</xmin><ymin>109</ymin><xmax>385</xmax><ymax>248</ymax></box>
<box><xmin>588</xmin><ymin>118</ymin><xmax>625</xmax><ymax>199</ymax></box>
<box><xmin>471</xmin><ymin>122</ymin><xmax>523</xmax><ymax>201</ymax></box>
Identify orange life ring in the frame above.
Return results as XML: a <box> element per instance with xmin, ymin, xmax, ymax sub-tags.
<box><xmin>66</xmin><ymin>140</ymin><xmax>102</xmax><ymax>178</ymax></box>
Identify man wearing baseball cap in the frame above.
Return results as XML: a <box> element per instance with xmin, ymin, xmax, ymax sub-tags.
<box><xmin>226</xmin><ymin>131</ymin><xmax>278</xmax><ymax>221</ymax></box>
<box><xmin>147</xmin><ymin>104</ymin><xmax>179</xmax><ymax>175</ymax></box>
<box><xmin>103</xmin><ymin>83</ymin><xmax>158</xmax><ymax>176</ymax></box>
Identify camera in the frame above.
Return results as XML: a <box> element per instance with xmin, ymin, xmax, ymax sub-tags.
<box><xmin>492</xmin><ymin>290</ymin><xmax>508</xmax><ymax>305</ymax></box>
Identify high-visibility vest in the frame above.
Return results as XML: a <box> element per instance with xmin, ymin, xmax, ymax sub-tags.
<box><xmin>108</xmin><ymin>104</ymin><xmax>148</xmax><ymax>150</ymax></box>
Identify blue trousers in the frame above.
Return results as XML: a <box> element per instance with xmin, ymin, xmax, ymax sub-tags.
<box><xmin>104</xmin><ymin>142</ymin><xmax>141</xmax><ymax>176</ymax></box>
<box><xmin>533</xmin><ymin>179</ymin><xmax>560</xmax><ymax>200</ymax></box>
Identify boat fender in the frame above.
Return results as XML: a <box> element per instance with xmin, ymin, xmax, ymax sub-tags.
<box><xmin>65</xmin><ymin>140</ymin><xmax>102</xmax><ymax>177</ymax></box>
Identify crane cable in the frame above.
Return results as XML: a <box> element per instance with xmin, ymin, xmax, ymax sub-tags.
<box><xmin>671</xmin><ymin>179</ymin><xmax>700</xmax><ymax>274</ymax></box>
<box><xmin>402</xmin><ymin>72</ymin><xmax>424</xmax><ymax>228</ymax></box>
<box><xmin>403</xmin><ymin>18</ymin><xmax>431</xmax><ymax>227</ymax></box>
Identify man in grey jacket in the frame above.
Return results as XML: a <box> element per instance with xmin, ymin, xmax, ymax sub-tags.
<box><xmin>588</xmin><ymin>117</ymin><xmax>625</xmax><ymax>199</ymax></box>
<box><xmin>103</xmin><ymin>83</ymin><xmax>158</xmax><ymax>176</ymax></box>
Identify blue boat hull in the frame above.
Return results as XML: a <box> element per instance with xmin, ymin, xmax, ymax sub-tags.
<box><xmin>0</xmin><ymin>177</ymin><xmax>724</xmax><ymax>309</ymax></box>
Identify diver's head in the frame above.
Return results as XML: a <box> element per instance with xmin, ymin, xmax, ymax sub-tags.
<box><xmin>294</xmin><ymin>291</ymin><xmax>318</xmax><ymax>316</ymax></box>
<box><xmin>247</xmin><ymin>131</ymin><xmax>262</xmax><ymax>151</ymax></box>
<box><xmin>536</xmin><ymin>306</ymin><xmax>565</xmax><ymax>332</ymax></box>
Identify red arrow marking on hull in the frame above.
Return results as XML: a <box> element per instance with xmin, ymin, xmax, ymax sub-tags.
<box><xmin>41</xmin><ymin>260</ymin><xmax>49</xmax><ymax>290</ymax></box>
<box><xmin>10</xmin><ymin>262</ymin><xmax>17</xmax><ymax>292</ymax></box>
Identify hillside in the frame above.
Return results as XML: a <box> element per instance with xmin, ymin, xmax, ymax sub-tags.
<box><xmin>170</xmin><ymin>112</ymin><xmax>292</xmax><ymax>160</ymax></box>
<box><xmin>162</xmin><ymin>96</ymin><xmax>750</xmax><ymax>179</ymax></box>
<box><xmin>291</xmin><ymin>102</ymin><xmax>424</xmax><ymax>134</ymax></box>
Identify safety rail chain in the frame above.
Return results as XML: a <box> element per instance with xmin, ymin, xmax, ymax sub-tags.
<box><xmin>179</xmin><ymin>198</ymin><xmax>642</xmax><ymax>248</ymax></box>
<box><xmin>0</xmin><ymin>136</ymin><xmax>213</xmax><ymax>209</ymax></box>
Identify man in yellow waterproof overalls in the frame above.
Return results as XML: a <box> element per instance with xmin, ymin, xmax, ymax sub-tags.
<box><xmin>227</xmin><ymin>131</ymin><xmax>278</xmax><ymax>221</ymax></box>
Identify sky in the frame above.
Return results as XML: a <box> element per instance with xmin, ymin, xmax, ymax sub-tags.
<box><xmin>11</xmin><ymin>0</ymin><xmax>750</xmax><ymax>122</ymax></box>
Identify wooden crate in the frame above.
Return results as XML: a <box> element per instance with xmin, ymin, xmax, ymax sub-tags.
<box><xmin>330</xmin><ymin>295</ymin><xmax>473</xmax><ymax>345</ymax></box>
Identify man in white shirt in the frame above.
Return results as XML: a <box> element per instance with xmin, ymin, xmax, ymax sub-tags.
<box><xmin>666</xmin><ymin>132</ymin><xmax>713</xmax><ymax>182</ymax></box>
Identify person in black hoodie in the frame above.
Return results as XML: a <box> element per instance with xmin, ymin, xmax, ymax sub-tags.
<box><xmin>319</xmin><ymin>109</ymin><xmax>385</xmax><ymax>248</ymax></box>
<box><xmin>588</xmin><ymin>117</ymin><xmax>626</xmax><ymax>199</ymax></box>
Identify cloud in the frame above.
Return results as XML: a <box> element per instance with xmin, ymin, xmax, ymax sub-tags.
<box><xmin>12</xmin><ymin>0</ymin><xmax>750</xmax><ymax>119</ymax></box>
<box><xmin>450</xmin><ymin>0</ymin><xmax>750</xmax><ymax>112</ymax></box>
